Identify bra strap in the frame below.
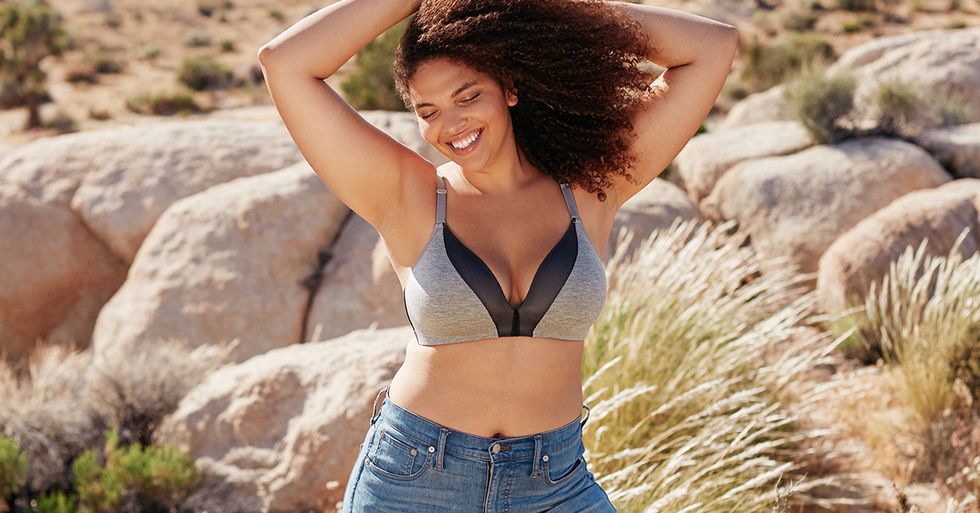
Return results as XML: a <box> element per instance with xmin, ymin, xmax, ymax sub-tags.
<box><xmin>436</xmin><ymin>176</ymin><xmax>447</xmax><ymax>225</ymax></box>
<box><xmin>558</xmin><ymin>179</ymin><xmax>580</xmax><ymax>221</ymax></box>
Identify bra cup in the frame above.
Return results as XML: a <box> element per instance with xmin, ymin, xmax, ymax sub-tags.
<box><xmin>531</xmin><ymin>224</ymin><xmax>607</xmax><ymax>340</ymax></box>
<box><xmin>405</xmin><ymin>230</ymin><xmax>499</xmax><ymax>345</ymax></box>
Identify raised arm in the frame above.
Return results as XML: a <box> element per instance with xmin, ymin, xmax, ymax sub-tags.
<box><xmin>257</xmin><ymin>0</ymin><xmax>426</xmax><ymax>235</ymax></box>
<box><xmin>603</xmin><ymin>1</ymin><xmax>739</xmax><ymax>209</ymax></box>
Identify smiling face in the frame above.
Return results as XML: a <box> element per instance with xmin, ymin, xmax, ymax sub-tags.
<box><xmin>407</xmin><ymin>57</ymin><xmax>518</xmax><ymax>170</ymax></box>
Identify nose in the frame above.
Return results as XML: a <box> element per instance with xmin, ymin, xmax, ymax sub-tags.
<box><xmin>444</xmin><ymin>113</ymin><xmax>468</xmax><ymax>138</ymax></box>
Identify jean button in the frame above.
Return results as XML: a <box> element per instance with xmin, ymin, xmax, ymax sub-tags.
<box><xmin>491</xmin><ymin>443</ymin><xmax>501</xmax><ymax>454</ymax></box>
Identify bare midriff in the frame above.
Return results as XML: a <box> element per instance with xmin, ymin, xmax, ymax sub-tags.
<box><xmin>386</xmin><ymin>335</ymin><xmax>586</xmax><ymax>438</ymax></box>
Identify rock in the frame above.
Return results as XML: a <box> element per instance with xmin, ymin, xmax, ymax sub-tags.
<box><xmin>717</xmin><ymin>84</ymin><xmax>795</xmax><ymax>130</ymax></box>
<box><xmin>0</xmin><ymin>184</ymin><xmax>127</xmax><ymax>365</ymax></box>
<box><xmin>0</xmin><ymin>119</ymin><xmax>303</xmax><ymax>263</ymax></box>
<box><xmin>672</xmin><ymin>121</ymin><xmax>816</xmax><ymax>206</ymax></box>
<box><xmin>827</xmin><ymin>26</ymin><xmax>980</xmax><ymax>125</ymax></box>
<box><xmin>605</xmin><ymin>178</ymin><xmax>701</xmax><ymax>261</ymax></box>
<box><xmin>817</xmin><ymin>179</ymin><xmax>980</xmax><ymax>316</ymax></box>
<box><xmin>914</xmin><ymin>122</ymin><xmax>980</xmax><ymax>179</ymax></box>
<box><xmin>91</xmin><ymin>161</ymin><xmax>350</xmax><ymax>364</ymax></box>
<box><xmin>701</xmin><ymin>137</ymin><xmax>951</xmax><ymax>288</ymax></box>
<box><xmin>306</xmin><ymin>214</ymin><xmax>408</xmax><ymax>342</ymax></box>
<box><xmin>155</xmin><ymin>326</ymin><xmax>409</xmax><ymax>513</ymax></box>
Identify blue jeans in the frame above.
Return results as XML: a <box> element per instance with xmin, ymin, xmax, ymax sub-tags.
<box><xmin>341</xmin><ymin>384</ymin><xmax>617</xmax><ymax>512</ymax></box>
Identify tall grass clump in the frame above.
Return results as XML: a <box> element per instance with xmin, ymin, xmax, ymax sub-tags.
<box><xmin>860</xmin><ymin>228</ymin><xmax>980</xmax><ymax>491</ymax></box>
<box><xmin>783</xmin><ymin>63</ymin><xmax>858</xmax><ymax>144</ymax></box>
<box><xmin>581</xmin><ymin>218</ymin><xmax>854</xmax><ymax>512</ymax></box>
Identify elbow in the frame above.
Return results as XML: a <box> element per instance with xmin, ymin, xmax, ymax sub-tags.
<box><xmin>256</xmin><ymin>44</ymin><xmax>275</xmax><ymax>65</ymax></box>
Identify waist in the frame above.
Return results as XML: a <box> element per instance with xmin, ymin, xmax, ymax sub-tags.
<box><xmin>387</xmin><ymin>336</ymin><xmax>586</xmax><ymax>438</ymax></box>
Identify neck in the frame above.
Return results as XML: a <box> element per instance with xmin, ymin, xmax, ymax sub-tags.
<box><xmin>456</xmin><ymin>128</ymin><xmax>545</xmax><ymax>196</ymax></box>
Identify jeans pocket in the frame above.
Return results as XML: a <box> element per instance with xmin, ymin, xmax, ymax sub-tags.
<box><xmin>365</xmin><ymin>420</ymin><xmax>432</xmax><ymax>481</ymax></box>
<box><xmin>543</xmin><ymin>442</ymin><xmax>587</xmax><ymax>486</ymax></box>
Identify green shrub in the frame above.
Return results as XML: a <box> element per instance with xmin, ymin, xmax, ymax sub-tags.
<box><xmin>783</xmin><ymin>63</ymin><xmax>857</xmax><ymax>144</ymax></box>
<box><xmin>873</xmin><ymin>77</ymin><xmax>924</xmax><ymax>135</ymax></box>
<box><xmin>184</xmin><ymin>28</ymin><xmax>212</xmax><ymax>48</ymax></box>
<box><xmin>36</xmin><ymin>490</ymin><xmax>78</xmax><ymax>513</ymax></box>
<box><xmin>837</xmin><ymin>0</ymin><xmax>877</xmax><ymax>11</ymax></box>
<box><xmin>177</xmin><ymin>56</ymin><xmax>235</xmax><ymax>91</ymax></box>
<box><xmin>929</xmin><ymin>85</ymin><xmax>974</xmax><ymax>126</ymax></box>
<box><xmin>841</xmin><ymin>18</ymin><xmax>864</xmax><ymax>32</ymax></box>
<box><xmin>126</xmin><ymin>91</ymin><xmax>204</xmax><ymax>116</ymax></box>
<box><xmin>267</xmin><ymin>7</ymin><xmax>284</xmax><ymax>21</ymax></box>
<box><xmin>339</xmin><ymin>19</ymin><xmax>408</xmax><ymax>111</ymax></box>
<box><xmin>0</xmin><ymin>436</ymin><xmax>29</xmax><ymax>501</ymax></box>
<box><xmin>0</xmin><ymin>0</ymin><xmax>73</xmax><ymax>129</ymax></box>
<box><xmin>73</xmin><ymin>427</ymin><xmax>198</xmax><ymax>513</ymax></box>
<box><xmin>739</xmin><ymin>33</ymin><xmax>835</xmax><ymax>93</ymax></box>
<box><xmin>92</xmin><ymin>54</ymin><xmax>123</xmax><ymax>74</ymax></box>
<box><xmin>779</xmin><ymin>8</ymin><xmax>818</xmax><ymax>31</ymax></box>
<box><xmin>219</xmin><ymin>38</ymin><xmax>235</xmax><ymax>52</ymax></box>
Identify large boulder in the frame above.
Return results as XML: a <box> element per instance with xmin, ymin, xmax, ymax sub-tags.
<box><xmin>671</xmin><ymin>121</ymin><xmax>816</xmax><ymax>206</ymax></box>
<box><xmin>1</xmin><ymin>120</ymin><xmax>303</xmax><ymax>263</ymax></box>
<box><xmin>716</xmin><ymin>84</ymin><xmax>794</xmax><ymax>130</ymax></box>
<box><xmin>701</xmin><ymin>137</ymin><xmax>951</xmax><ymax>287</ymax></box>
<box><xmin>605</xmin><ymin>178</ymin><xmax>701</xmax><ymax>261</ymax></box>
<box><xmin>155</xmin><ymin>326</ymin><xmax>410</xmax><ymax>513</ymax></box>
<box><xmin>826</xmin><ymin>26</ymin><xmax>980</xmax><ymax>126</ymax></box>
<box><xmin>92</xmin><ymin>161</ymin><xmax>349</xmax><ymax>364</ymax></box>
<box><xmin>306</xmin><ymin>214</ymin><xmax>408</xmax><ymax>342</ymax></box>
<box><xmin>817</xmin><ymin>178</ymin><xmax>980</xmax><ymax>316</ymax></box>
<box><xmin>914</xmin><ymin>122</ymin><xmax>980</xmax><ymax>179</ymax></box>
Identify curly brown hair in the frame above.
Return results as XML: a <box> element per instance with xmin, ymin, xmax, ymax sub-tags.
<box><xmin>393</xmin><ymin>0</ymin><xmax>658</xmax><ymax>202</ymax></box>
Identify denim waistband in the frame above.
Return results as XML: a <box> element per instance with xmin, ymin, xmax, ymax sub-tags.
<box><xmin>368</xmin><ymin>385</ymin><xmax>590</xmax><ymax>464</ymax></box>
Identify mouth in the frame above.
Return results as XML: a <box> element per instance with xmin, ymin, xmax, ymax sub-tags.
<box><xmin>447</xmin><ymin>128</ymin><xmax>483</xmax><ymax>155</ymax></box>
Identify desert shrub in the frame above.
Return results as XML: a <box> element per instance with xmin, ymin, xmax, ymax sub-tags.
<box><xmin>103</xmin><ymin>11</ymin><xmax>122</xmax><ymax>28</ymax></box>
<box><xmin>873</xmin><ymin>77</ymin><xmax>927</xmax><ymax>135</ymax></box>
<box><xmin>837</xmin><ymin>0</ymin><xmax>877</xmax><ymax>11</ymax></box>
<box><xmin>184</xmin><ymin>28</ymin><xmax>212</xmax><ymax>48</ymax></box>
<box><xmin>0</xmin><ymin>0</ymin><xmax>73</xmax><ymax>129</ymax></box>
<box><xmin>177</xmin><ymin>56</ymin><xmax>236</xmax><ymax>91</ymax></box>
<box><xmin>219</xmin><ymin>38</ymin><xmax>235</xmax><ymax>52</ymax></box>
<box><xmin>73</xmin><ymin>427</ymin><xmax>198</xmax><ymax>513</ymax></box>
<box><xmin>0</xmin><ymin>436</ymin><xmax>29</xmax><ymax>503</ymax></box>
<box><xmin>739</xmin><ymin>33</ymin><xmax>835</xmax><ymax>93</ymax></box>
<box><xmin>92</xmin><ymin>54</ymin><xmax>123</xmax><ymax>74</ymax></box>
<box><xmin>35</xmin><ymin>490</ymin><xmax>77</xmax><ymax>513</ymax></box>
<box><xmin>779</xmin><ymin>7</ymin><xmax>818</xmax><ymax>31</ymax></box>
<box><xmin>783</xmin><ymin>63</ymin><xmax>857</xmax><ymax>144</ymax></box>
<box><xmin>41</xmin><ymin>107</ymin><xmax>78</xmax><ymax>133</ymax></box>
<box><xmin>928</xmin><ymin>85</ymin><xmax>974</xmax><ymax>127</ymax></box>
<box><xmin>580</xmin><ymin>218</ymin><xmax>849</xmax><ymax>512</ymax></box>
<box><xmin>64</xmin><ymin>63</ymin><xmax>98</xmax><ymax>84</ymax></box>
<box><xmin>125</xmin><ymin>91</ymin><xmax>204</xmax><ymax>115</ymax></box>
<box><xmin>267</xmin><ymin>7</ymin><xmax>284</xmax><ymax>21</ymax></box>
<box><xmin>340</xmin><ymin>18</ymin><xmax>407</xmax><ymax>111</ymax></box>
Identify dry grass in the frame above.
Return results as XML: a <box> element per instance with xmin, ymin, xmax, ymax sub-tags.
<box><xmin>0</xmin><ymin>339</ymin><xmax>234</xmax><ymax>496</ymax></box>
<box><xmin>580</xmin><ymin>218</ymin><xmax>856</xmax><ymax>513</ymax></box>
<box><xmin>859</xmin><ymin>228</ymin><xmax>980</xmax><ymax>499</ymax></box>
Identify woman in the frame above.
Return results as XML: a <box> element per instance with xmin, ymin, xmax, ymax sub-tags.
<box><xmin>258</xmin><ymin>0</ymin><xmax>737</xmax><ymax>510</ymax></box>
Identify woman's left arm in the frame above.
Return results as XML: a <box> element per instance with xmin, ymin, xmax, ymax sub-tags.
<box><xmin>603</xmin><ymin>1</ymin><xmax>739</xmax><ymax>208</ymax></box>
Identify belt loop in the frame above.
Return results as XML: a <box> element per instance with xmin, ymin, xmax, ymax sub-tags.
<box><xmin>580</xmin><ymin>403</ymin><xmax>591</xmax><ymax>428</ymax></box>
<box><xmin>530</xmin><ymin>434</ymin><xmax>543</xmax><ymax>478</ymax></box>
<box><xmin>370</xmin><ymin>385</ymin><xmax>389</xmax><ymax>425</ymax></box>
<box><xmin>435</xmin><ymin>428</ymin><xmax>449</xmax><ymax>471</ymax></box>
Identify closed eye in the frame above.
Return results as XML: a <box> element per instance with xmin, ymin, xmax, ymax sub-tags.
<box><xmin>419</xmin><ymin>94</ymin><xmax>481</xmax><ymax>120</ymax></box>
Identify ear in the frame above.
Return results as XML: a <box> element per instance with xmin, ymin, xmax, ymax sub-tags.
<box><xmin>506</xmin><ymin>88</ymin><xmax>519</xmax><ymax>107</ymax></box>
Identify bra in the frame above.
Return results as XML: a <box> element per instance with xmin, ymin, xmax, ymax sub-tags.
<box><xmin>402</xmin><ymin>175</ymin><xmax>607</xmax><ymax>345</ymax></box>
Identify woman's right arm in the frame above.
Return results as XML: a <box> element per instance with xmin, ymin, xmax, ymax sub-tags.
<box><xmin>257</xmin><ymin>0</ymin><xmax>425</xmax><ymax>236</ymax></box>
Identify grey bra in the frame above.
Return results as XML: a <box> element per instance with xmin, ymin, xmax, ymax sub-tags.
<box><xmin>402</xmin><ymin>175</ymin><xmax>607</xmax><ymax>345</ymax></box>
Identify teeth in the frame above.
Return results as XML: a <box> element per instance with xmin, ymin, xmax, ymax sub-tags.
<box><xmin>451</xmin><ymin>130</ymin><xmax>480</xmax><ymax>150</ymax></box>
